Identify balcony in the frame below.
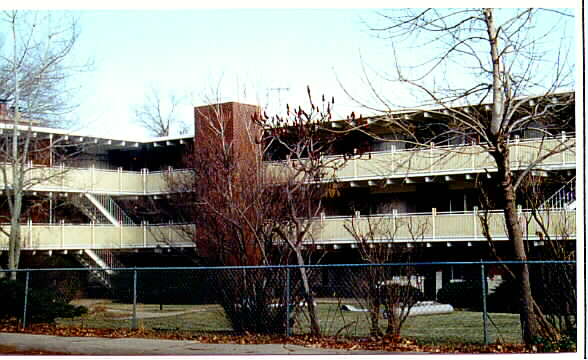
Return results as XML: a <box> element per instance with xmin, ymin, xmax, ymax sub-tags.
<box><xmin>0</xmin><ymin>209</ymin><xmax>574</xmax><ymax>251</ymax></box>
<box><xmin>311</xmin><ymin>209</ymin><xmax>575</xmax><ymax>245</ymax></box>
<box><xmin>0</xmin><ymin>223</ymin><xmax>194</xmax><ymax>250</ymax></box>
<box><xmin>0</xmin><ymin>167</ymin><xmax>193</xmax><ymax>195</ymax></box>
<box><xmin>0</xmin><ymin>136</ymin><xmax>575</xmax><ymax>195</ymax></box>
<box><xmin>332</xmin><ymin>136</ymin><xmax>575</xmax><ymax>181</ymax></box>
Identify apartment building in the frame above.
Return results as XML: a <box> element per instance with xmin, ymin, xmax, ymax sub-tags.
<box><xmin>0</xmin><ymin>94</ymin><xmax>576</xmax><ymax>291</ymax></box>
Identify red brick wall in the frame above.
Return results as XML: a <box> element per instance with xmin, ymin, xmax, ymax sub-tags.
<box><xmin>192</xmin><ymin>102</ymin><xmax>263</xmax><ymax>266</ymax></box>
<box><xmin>194</xmin><ymin>102</ymin><xmax>261</xmax><ymax>157</ymax></box>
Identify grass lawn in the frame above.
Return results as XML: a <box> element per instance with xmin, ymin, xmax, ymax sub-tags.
<box><xmin>57</xmin><ymin>301</ymin><xmax>521</xmax><ymax>345</ymax></box>
<box><xmin>297</xmin><ymin>303</ymin><xmax>522</xmax><ymax>345</ymax></box>
<box><xmin>402</xmin><ymin>311</ymin><xmax>522</xmax><ymax>345</ymax></box>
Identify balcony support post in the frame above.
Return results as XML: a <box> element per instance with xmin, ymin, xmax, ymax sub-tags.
<box><xmin>432</xmin><ymin>208</ymin><xmax>436</xmax><ymax>242</ymax></box>
<box><xmin>392</xmin><ymin>209</ymin><xmax>398</xmax><ymax>234</ymax></box>
<box><xmin>562</xmin><ymin>132</ymin><xmax>567</xmax><ymax>165</ymax></box>
<box><xmin>91</xmin><ymin>221</ymin><xmax>95</xmax><ymax>248</ymax></box>
<box><xmin>473</xmin><ymin>206</ymin><xmax>478</xmax><ymax>240</ymax></box>
<box><xmin>118</xmin><ymin>167</ymin><xmax>122</xmax><ymax>192</ymax></box>
<box><xmin>143</xmin><ymin>221</ymin><xmax>147</xmax><ymax>247</ymax></box>
<box><xmin>60</xmin><ymin>220</ymin><xmax>65</xmax><ymax>249</ymax></box>
<box><xmin>91</xmin><ymin>164</ymin><xmax>95</xmax><ymax>192</ymax></box>
<box><xmin>430</xmin><ymin>142</ymin><xmax>434</xmax><ymax>170</ymax></box>
<box><xmin>142</xmin><ymin>168</ymin><xmax>148</xmax><ymax>194</ymax></box>
<box><xmin>49</xmin><ymin>133</ymin><xmax>54</xmax><ymax>167</ymax></box>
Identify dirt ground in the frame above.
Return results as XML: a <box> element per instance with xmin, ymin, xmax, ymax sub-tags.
<box><xmin>0</xmin><ymin>344</ymin><xmax>80</xmax><ymax>355</ymax></box>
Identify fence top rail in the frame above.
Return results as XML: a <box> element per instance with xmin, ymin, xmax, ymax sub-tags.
<box><xmin>0</xmin><ymin>260</ymin><xmax>576</xmax><ymax>273</ymax></box>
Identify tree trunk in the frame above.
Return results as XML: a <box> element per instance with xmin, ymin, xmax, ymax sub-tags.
<box><xmin>8</xmin><ymin>221</ymin><xmax>21</xmax><ymax>281</ymax></box>
<box><xmin>485</xmin><ymin>7</ymin><xmax>543</xmax><ymax>343</ymax></box>
<box><xmin>369</xmin><ymin>290</ymin><xmax>382</xmax><ymax>336</ymax></box>
<box><xmin>493</xmin><ymin>149</ymin><xmax>539</xmax><ymax>344</ymax></box>
<box><xmin>295</xmin><ymin>251</ymin><xmax>320</xmax><ymax>336</ymax></box>
<box><xmin>385</xmin><ymin>305</ymin><xmax>401</xmax><ymax>338</ymax></box>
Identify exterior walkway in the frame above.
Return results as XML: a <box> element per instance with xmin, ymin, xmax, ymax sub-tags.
<box><xmin>0</xmin><ymin>332</ymin><xmax>385</xmax><ymax>355</ymax></box>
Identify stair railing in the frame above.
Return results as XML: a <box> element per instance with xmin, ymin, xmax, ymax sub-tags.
<box><xmin>541</xmin><ymin>177</ymin><xmax>576</xmax><ymax>209</ymax></box>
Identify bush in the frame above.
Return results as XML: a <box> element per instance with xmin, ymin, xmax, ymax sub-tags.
<box><xmin>216</xmin><ymin>269</ymin><xmax>288</xmax><ymax>334</ymax></box>
<box><xmin>487</xmin><ymin>273</ymin><xmax>576</xmax><ymax>337</ymax></box>
<box><xmin>379</xmin><ymin>283</ymin><xmax>424</xmax><ymax>306</ymax></box>
<box><xmin>26</xmin><ymin>256</ymin><xmax>86</xmax><ymax>302</ymax></box>
<box><xmin>486</xmin><ymin>279</ymin><xmax>519</xmax><ymax>313</ymax></box>
<box><xmin>0</xmin><ymin>279</ymin><xmax>87</xmax><ymax>324</ymax></box>
<box><xmin>488</xmin><ymin>271</ymin><xmax>576</xmax><ymax>315</ymax></box>
<box><xmin>110</xmin><ymin>270</ymin><xmax>217</xmax><ymax>305</ymax></box>
<box><xmin>437</xmin><ymin>280</ymin><xmax>483</xmax><ymax>310</ymax></box>
<box><xmin>532</xmin><ymin>335</ymin><xmax>577</xmax><ymax>352</ymax></box>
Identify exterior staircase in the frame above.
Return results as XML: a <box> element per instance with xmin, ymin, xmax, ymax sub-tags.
<box><xmin>72</xmin><ymin>193</ymin><xmax>136</xmax><ymax>226</ymax></box>
<box><xmin>71</xmin><ymin>193</ymin><xmax>135</xmax><ymax>288</ymax></box>
<box><xmin>71</xmin><ymin>194</ymin><xmax>111</xmax><ymax>224</ymax></box>
<box><xmin>541</xmin><ymin>177</ymin><xmax>576</xmax><ymax>210</ymax></box>
<box><xmin>75</xmin><ymin>249</ymin><xmax>124</xmax><ymax>288</ymax></box>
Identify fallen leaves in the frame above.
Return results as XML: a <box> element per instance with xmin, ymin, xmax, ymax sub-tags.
<box><xmin>0</xmin><ymin>319</ymin><xmax>548</xmax><ymax>354</ymax></box>
<box><xmin>0</xmin><ymin>344</ymin><xmax>82</xmax><ymax>355</ymax></box>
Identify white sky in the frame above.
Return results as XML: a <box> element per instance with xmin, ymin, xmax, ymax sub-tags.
<box><xmin>3</xmin><ymin>4</ymin><xmax>580</xmax><ymax>139</ymax></box>
<box><xmin>67</xmin><ymin>8</ymin><xmax>397</xmax><ymax>137</ymax></box>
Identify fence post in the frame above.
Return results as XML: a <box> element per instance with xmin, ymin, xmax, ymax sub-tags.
<box><xmin>132</xmin><ymin>269</ymin><xmax>138</xmax><ymax>329</ymax></box>
<box><xmin>285</xmin><ymin>267</ymin><xmax>291</xmax><ymax>337</ymax></box>
<box><xmin>480</xmin><ymin>260</ymin><xmax>489</xmax><ymax>345</ymax></box>
<box><xmin>22</xmin><ymin>271</ymin><xmax>30</xmax><ymax>329</ymax></box>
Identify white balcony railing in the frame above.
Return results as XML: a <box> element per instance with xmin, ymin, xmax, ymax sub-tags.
<box><xmin>0</xmin><ymin>166</ymin><xmax>193</xmax><ymax>195</ymax></box>
<box><xmin>0</xmin><ymin>209</ymin><xmax>575</xmax><ymax>250</ymax></box>
<box><xmin>312</xmin><ymin>209</ymin><xmax>575</xmax><ymax>245</ymax></box>
<box><xmin>268</xmin><ymin>136</ymin><xmax>575</xmax><ymax>182</ymax></box>
<box><xmin>0</xmin><ymin>137</ymin><xmax>576</xmax><ymax>195</ymax></box>
<box><xmin>0</xmin><ymin>223</ymin><xmax>194</xmax><ymax>250</ymax></box>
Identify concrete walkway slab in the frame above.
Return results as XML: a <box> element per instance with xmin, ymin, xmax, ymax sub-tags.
<box><xmin>0</xmin><ymin>332</ymin><xmax>386</xmax><ymax>355</ymax></box>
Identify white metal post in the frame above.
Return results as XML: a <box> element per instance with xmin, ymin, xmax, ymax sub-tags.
<box><xmin>118</xmin><ymin>167</ymin><xmax>122</xmax><ymax>192</ymax></box>
<box><xmin>91</xmin><ymin>164</ymin><xmax>95</xmax><ymax>192</ymax></box>
<box><xmin>473</xmin><ymin>206</ymin><xmax>478</xmax><ymax>240</ymax></box>
<box><xmin>143</xmin><ymin>221</ymin><xmax>147</xmax><ymax>247</ymax></box>
<box><xmin>91</xmin><ymin>221</ymin><xmax>95</xmax><ymax>248</ymax></box>
<box><xmin>27</xmin><ymin>218</ymin><xmax>32</xmax><ymax>249</ymax></box>
<box><xmin>60</xmin><ymin>220</ymin><xmax>65</xmax><ymax>248</ymax></box>
<box><xmin>432</xmin><ymin>208</ymin><xmax>436</xmax><ymax>241</ymax></box>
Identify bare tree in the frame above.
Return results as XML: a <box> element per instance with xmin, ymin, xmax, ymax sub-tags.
<box><xmin>0</xmin><ymin>11</ymin><xmax>86</xmax><ymax>279</ymax></box>
<box><xmin>344</xmin><ymin>210</ymin><xmax>428</xmax><ymax>337</ymax></box>
<box><xmin>476</xmin><ymin>170</ymin><xmax>576</xmax><ymax>342</ymax></box>
<box><xmin>188</xmin><ymin>102</ymin><xmax>287</xmax><ymax>266</ymax></box>
<box><xmin>0</xmin><ymin>11</ymin><xmax>86</xmax><ymax>128</ymax></box>
<box><xmin>171</xmin><ymin>88</ymin><xmax>347</xmax><ymax>335</ymax></box>
<box><xmin>253</xmin><ymin>88</ymin><xmax>354</xmax><ymax>336</ymax></box>
<box><xmin>161</xmin><ymin>100</ymin><xmax>297</xmax><ymax>333</ymax></box>
<box><xmin>133</xmin><ymin>86</ymin><xmax>188</xmax><ymax>137</ymax></box>
<box><xmin>518</xmin><ymin>174</ymin><xmax>575</xmax><ymax>336</ymax></box>
<box><xmin>347</xmin><ymin>8</ymin><xmax>575</xmax><ymax>344</ymax></box>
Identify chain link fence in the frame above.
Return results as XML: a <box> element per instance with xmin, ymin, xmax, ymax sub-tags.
<box><xmin>0</xmin><ymin>260</ymin><xmax>576</xmax><ymax>345</ymax></box>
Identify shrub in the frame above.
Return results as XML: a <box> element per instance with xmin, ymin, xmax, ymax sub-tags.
<box><xmin>487</xmin><ymin>273</ymin><xmax>576</xmax><ymax>337</ymax></box>
<box><xmin>0</xmin><ymin>279</ymin><xmax>87</xmax><ymax>324</ymax></box>
<box><xmin>215</xmin><ymin>269</ymin><xmax>288</xmax><ymax>334</ymax></box>
<box><xmin>110</xmin><ymin>270</ymin><xmax>217</xmax><ymax>305</ymax></box>
<box><xmin>379</xmin><ymin>283</ymin><xmax>424</xmax><ymax>306</ymax></box>
<box><xmin>486</xmin><ymin>278</ymin><xmax>519</xmax><ymax>313</ymax></box>
<box><xmin>532</xmin><ymin>335</ymin><xmax>577</xmax><ymax>353</ymax></box>
<box><xmin>437</xmin><ymin>280</ymin><xmax>483</xmax><ymax>310</ymax></box>
<box><xmin>26</xmin><ymin>255</ymin><xmax>86</xmax><ymax>302</ymax></box>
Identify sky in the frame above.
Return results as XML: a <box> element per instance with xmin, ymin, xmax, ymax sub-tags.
<box><xmin>67</xmin><ymin>9</ymin><xmax>394</xmax><ymax>138</ymax></box>
<box><xmin>4</xmin><ymin>6</ymin><xmax>579</xmax><ymax>139</ymax></box>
